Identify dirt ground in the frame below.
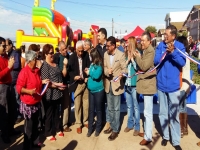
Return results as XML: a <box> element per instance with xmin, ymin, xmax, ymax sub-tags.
<box><xmin>1</xmin><ymin>112</ymin><xmax>200</xmax><ymax>150</ymax></box>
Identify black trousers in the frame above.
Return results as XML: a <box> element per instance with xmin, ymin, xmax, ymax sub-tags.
<box><xmin>44</xmin><ymin>99</ymin><xmax>62</xmax><ymax>137</ymax></box>
<box><xmin>23</xmin><ymin>110</ymin><xmax>40</xmax><ymax>150</ymax></box>
<box><xmin>0</xmin><ymin>84</ymin><xmax>17</xmax><ymax>139</ymax></box>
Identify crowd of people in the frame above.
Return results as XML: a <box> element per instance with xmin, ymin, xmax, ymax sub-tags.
<box><xmin>189</xmin><ymin>36</ymin><xmax>200</xmax><ymax>57</ymax></box>
<box><xmin>0</xmin><ymin>24</ymin><xmax>198</xmax><ymax>150</ymax></box>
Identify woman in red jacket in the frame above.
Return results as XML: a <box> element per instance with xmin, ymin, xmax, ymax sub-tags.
<box><xmin>16</xmin><ymin>50</ymin><xmax>49</xmax><ymax>150</ymax></box>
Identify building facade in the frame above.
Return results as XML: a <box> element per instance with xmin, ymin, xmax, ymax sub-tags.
<box><xmin>165</xmin><ymin>11</ymin><xmax>189</xmax><ymax>29</ymax></box>
<box><xmin>183</xmin><ymin>5</ymin><xmax>200</xmax><ymax>41</ymax></box>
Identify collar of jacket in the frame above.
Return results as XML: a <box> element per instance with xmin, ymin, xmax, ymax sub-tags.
<box><xmin>108</xmin><ymin>48</ymin><xmax>117</xmax><ymax>56</ymax></box>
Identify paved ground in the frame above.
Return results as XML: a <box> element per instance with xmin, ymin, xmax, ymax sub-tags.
<box><xmin>1</xmin><ymin>112</ymin><xmax>200</xmax><ymax>150</ymax></box>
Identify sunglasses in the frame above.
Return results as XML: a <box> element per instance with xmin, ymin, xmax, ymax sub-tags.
<box><xmin>48</xmin><ymin>52</ymin><xmax>54</xmax><ymax>55</ymax></box>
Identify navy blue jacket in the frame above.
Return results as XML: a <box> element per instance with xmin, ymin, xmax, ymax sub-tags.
<box><xmin>96</xmin><ymin>44</ymin><xmax>106</xmax><ymax>59</ymax></box>
<box><xmin>8</xmin><ymin>49</ymin><xmax>21</xmax><ymax>85</ymax></box>
<box><xmin>118</xmin><ymin>45</ymin><xmax>125</xmax><ymax>52</ymax></box>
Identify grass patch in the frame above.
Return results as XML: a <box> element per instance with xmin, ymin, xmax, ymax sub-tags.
<box><xmin>190</xmin><ymin>57</ymin><xmax>200</xmax><ymax>84</ymax></box>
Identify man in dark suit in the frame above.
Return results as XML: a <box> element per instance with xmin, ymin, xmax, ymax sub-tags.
<box><xmin>96</xmin><ymin>28</ymin><xmax>107</xmax><ymax>59</ymax></box>
<box><xmin>68</xmin><ymin>41</ymin><xmax>90</xmax><ymax>134</ymax></box>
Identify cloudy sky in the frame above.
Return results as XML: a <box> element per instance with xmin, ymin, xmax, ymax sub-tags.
<box><xmin>0</xmin><ymin>0</ymin><xmax>198</xmax><ymax>40</ymax></box>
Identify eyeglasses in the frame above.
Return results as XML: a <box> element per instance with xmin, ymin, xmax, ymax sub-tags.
<box><xmin>48</xmin><ymin>52</ymin><xmax>54</xmax><ymax>55</ymax></box>
<box><xmin>164</xmin><ymin>33</ymin><xmax>173</xmax><ymax>37</ymax></box>
<box><xmin>0</xmin><ymin>44</ymin><xmax>6</xmax><ymax>48</ymax></box>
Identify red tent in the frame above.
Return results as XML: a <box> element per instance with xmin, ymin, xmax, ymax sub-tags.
<box><xmin>123</xmin><ymin>26</ymin><xmax>155</xmax><ymax>40</ymax></box>
<box><xmin>150</xmin><ymin>32</ymin><xmax>155</xmax><ymax>38</ymax></box>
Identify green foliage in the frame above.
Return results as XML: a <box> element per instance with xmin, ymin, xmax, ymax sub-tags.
<box><xmin>177</xmin><ymin>31</ymin><xmax>188</xmax><ymax>37</ymax></box>
<box><xmin>190</xmin><ymin>57</ymin><xmax>200</xmax><ymax>84</ymax></box>
<box><xmin>145</xmin><ymin>26</ymin><xmax>157</xmax><ymax>34</ymax></box>
<box><xmin>182</xmin><ymin>31</ymin><xmax>188</xmax><ymax>37</ymax></box>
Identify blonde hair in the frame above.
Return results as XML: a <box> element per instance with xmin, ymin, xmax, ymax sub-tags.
<box><xmin>125</xmin><ymin>36</ymin><xmax>137</xmax><ymax>57</ymax></box>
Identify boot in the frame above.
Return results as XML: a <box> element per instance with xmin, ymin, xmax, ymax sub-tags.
<box><xmin>182</xmin><ymin>113</ymin><xmax>188</xmax><ymax>135</ymax></box>
<box><xmin>179</xmin><ymin>113</ymin><xmax>184</xmax><ymax>138</ymax></box>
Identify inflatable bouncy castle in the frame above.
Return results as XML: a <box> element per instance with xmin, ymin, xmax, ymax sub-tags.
<box><xmin>16</xmin><ymin>0</ymin><xmax>99</xmax><ymax>49</ymax></box>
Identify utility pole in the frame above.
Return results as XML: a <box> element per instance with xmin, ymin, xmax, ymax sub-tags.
<box><xmin>112</xmin><ymin>18</ymin><xmax>114</xmax><ymax>36</ymax></box>
<box><xmin>120</xmin><ymin>29</ymin><xmax>121</xmax><ymax>39</ymax></box>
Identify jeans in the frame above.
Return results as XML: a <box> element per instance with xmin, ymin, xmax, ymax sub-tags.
<box><xmin>102</xmin><ymin>92</ymin><xmax>110</xmax><ymax>123</ymax></box>
<box><xmin>106</xmin><ymin>86</ymin><xmax>121</xmax><ymax>133</ymax></box>
<box><xmin>143</xmin><ymin>95</ymin><xmax>153</xmax><ymax>141</ymax></box>
<box><xmin>125</xmin><ymin>86</ymin><xmax>140</xmax><ymax>131</ymax></box>
<box><xmin>106</xmin><ymin>103</ymin><xmax>110</xmax><ymax>122</ymax></box>
<box><xmin>158</xmin><ymin>90</ymin><xmax>181</xmax><ymax>146</ymax></box>
<box><xmin>88</xmin><ymin>89</ymin><xmax>104</xmax><ymax>133</ymax></box>
<box><xmin>14</xmin><ymin>85</ymin><xmax>21</xmax><ymax>118</ymax></box>
<box><xmin>179</xmin><ymin>90</ymin><xmax>187</xmax><ymax>113</ymax></box>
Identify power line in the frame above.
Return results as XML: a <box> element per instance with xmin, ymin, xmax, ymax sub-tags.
<box><xmin>1</xmin><ymin>3</ymin><xmax>125</xmax><ymax>30</ymax></box>
<box><xmin>8</xmin><ymin>0</ymin><xmax>32</xmax><ymax>8</ymax></box>
<box><xmin>1</xmin><ymin>6</ymin><xmax>107</xmax><ymax>29</ymax></box>
<box><xmin>59</xmin><ymin>0</ymin><xmax>190</xmax><ymax>10</ymax></box>
<box><xmin>1</xmin><ymin>6</ymin><xmax>32</xmax><ymax>16</ymax></box>
<box><xmin>6</xmin><ymin>1</ymin><xmax>109</xmax><ymax>23</ymax></box>
<box><xmin>58</xmin><ymin>0</ymin><xmax>186</xmax><ymax>15</ymax></box>
<box><xmin>124</xmin><ymin>0</ymin><xmax>165</xmax><ymax>8</ymax></box>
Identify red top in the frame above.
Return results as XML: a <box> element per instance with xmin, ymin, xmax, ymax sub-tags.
<box><xmin>0</xmin><ymin>55</ymin><xmax>12</xmax><ymax>84</ymax></box>
<box><xmin>16</xmin><ymin>65</ymin><xmax>42</xmax><ymax>105</ymax></box>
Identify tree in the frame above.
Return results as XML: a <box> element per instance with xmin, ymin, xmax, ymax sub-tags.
<box><xmin>177</xmin><ymin>31</ymin><xmax>188</xmax><ymax>37</ymax></box>
<box><xmin>182</xmin><ymin>31</ymin><xmax>188</xmax><ymax>37</ymax></box>
<box><xmin>145</xmin><ymin>26</ymin><xmax>157</xmax><ymax>34</ymax></box>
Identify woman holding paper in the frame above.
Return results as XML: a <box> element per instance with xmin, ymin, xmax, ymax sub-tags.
<box><xmin>40</xmin><ymin>44</ymin><xmax>66</xmax><ymax>141</ymax></box>
<box><xmin>16</xmin><ymin>50</ymin><xmax>48</xmax><ymax>150</ymax></box>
